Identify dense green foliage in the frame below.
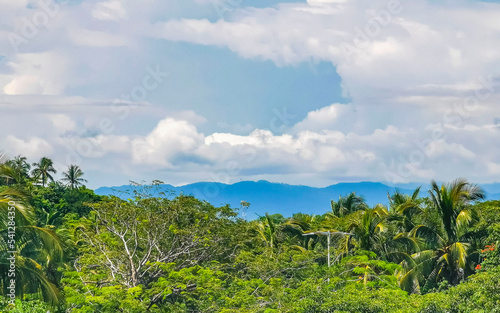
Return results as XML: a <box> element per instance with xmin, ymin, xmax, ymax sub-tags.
<box><xmin>1</xmin><ymin>155</ymin><xmax>500</xmax><ymax>312</ymax></box>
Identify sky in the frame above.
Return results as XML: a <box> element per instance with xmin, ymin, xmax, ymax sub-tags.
<box><xmin>1</xmin><ymin>0</ymin><xmax>500</xmax><ymax>188</ymax></box>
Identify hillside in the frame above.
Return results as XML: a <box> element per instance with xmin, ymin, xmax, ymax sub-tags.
<box><xmin>96</xmin><ymin>181</ymin><xmax>408</xmax><ymax>218</ymax></box>
<box><xmin>95</xmin><ymin>180</ymin><xmax>500</xmax><ymax>219</ymax></box>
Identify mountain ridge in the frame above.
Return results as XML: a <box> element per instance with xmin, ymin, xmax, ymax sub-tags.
<box><xmin>94</xmin><ymin>180</ymin><xmax>500</xmax><ymax>219</ymax></box>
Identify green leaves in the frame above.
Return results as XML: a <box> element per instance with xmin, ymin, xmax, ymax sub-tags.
<box><xmin>330</xmin><ymin>192</ymin><xmax>368</xmax><ymax>218</ymax></box>
<box><xmin>31</xmin><ymin>157</ymin><xmax>57</xmax><ymax>188</ymax></box>
<box><xmin>4</xmin><ymin>175</ymin><xmax>500</xmax><ymax>312</ymax></box>
<box><xmin>61</xmin><ymin>165</ymin><xmax>88</xmax><ymax>190</ymax></box>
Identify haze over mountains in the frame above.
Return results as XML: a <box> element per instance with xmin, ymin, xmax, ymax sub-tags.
<box><xmin>95</xmin><ymin>181</ymin><xmax>500</xmax><ymax>219</ymax></box>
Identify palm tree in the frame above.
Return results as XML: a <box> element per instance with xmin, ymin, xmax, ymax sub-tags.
<box><xmin>288</xmin><ymin>214</ymin><xmax>321</xmax><ymax>251</ymax></box>
<box><xmin>396</xmin><ymin>179</ymin><xmax>485</xmax><ymax>293</ymax></box>
<box><xmin>255</xmin><ymin>213</ymin><xmax>282</xmax><ymax>249</ymax></box>
<box><xmin>9</xmin><ymin>155</ymin><xmax>30</xmax><ymax>173</ymax></box>
<box><xmin>347</xmin><ymin>204</ymin><xmax>388</xmax><ymax>253</ymax></box>
<box><xmin>31</xmin><ymin>157</ymin><xmax>57</xmax><ymax>187</ymax></box>
<box><xmin>61</xmin><ymin>164</ymin><xmax>87</xmax><ymax>189</ymax></box>
<box><xmin>0</xmin><ymin>162</ymin><xmax>64</xmax><ymax>303</ymax></box>
<box><xmin>330</xmin><ymin>192</ymin><xmax>368</xmax><ymax>218</ymax></box>
<box><xmin>3</xmin><ymin>155</ymin><xmax>31</xmax><ymax>185</ymax></box>
<box><xmin>255</xmin><ymin>213</ymin><xmax>308</xmax><ymax>252</ymax></box>
<box><xmin>387</xmin><ymin>187</ymin><xmax>423</xmax><ymax>233</ymax></box>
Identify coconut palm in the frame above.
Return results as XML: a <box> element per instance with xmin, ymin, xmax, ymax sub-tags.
<box><xmin>330</xmin><ymin>192</ymin><xmax>368</xmax><ymax>218</ymax></box>
<box><xmin>347</xmin><ymin>204</ymin><xmax>388</xmax><ymax>253</ymax></box>
<box><xmin>2</xmin><ymin>155</ymin><xmax>31</xmax><ymax>185</ymax></box>
<box><xmin>31</xmin><ymin>157</ymin><xmax>57</xmax><ymax>187</ymax></box>
<box><xmin>387</xmin><ymin>187</ymin><xmax>424</xmax><ymax>233</ymax></box>
<box><xmin>0</xmin><ymin>163</ymin><xmax>64</xmax><ymax>303</ymax></box>
<box><xmin>255</xmin><ymin>213</ymin><xmax>308</xmax><ymax>252</ymax></box>
<box><xmin>255</xmin><ymin>213</ymin><xmax>283</xmax><ymax>249</ymax></box>
<box><xmin>61</xmin><ymin>164</ymin><xmax>88</xmax><ymax>189</ymax></box>
<box><xmin>396</xmin><ymin>179</ymin><xmax>485</xmax><ymax>293</ymax></box>
<box><xmin>288</xmin><ymin>214</ymin><xmax>321</xmax><ymax>250</ymax></box>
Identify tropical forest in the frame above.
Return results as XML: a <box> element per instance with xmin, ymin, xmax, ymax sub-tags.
<box><xmin>0</xmin><ymin>155</ymin><xmax>500</xmax><ymax>312</ymax></box>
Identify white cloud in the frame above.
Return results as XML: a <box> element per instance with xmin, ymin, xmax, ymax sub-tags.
<box><xmin>306</xmin><ymin>0</ymin><xmax>351</xmax><ymax>8</ymax></box>
<box><xmin>131</xmin><ymin>118</ymin><xmax>205</xmax><ymax>166</ymax></box>
<box><xmin>293</xmin><ymin>103</ymin><xmax>350</xmax><ymax>132</ymax></box>
<box><xmin>5</xmin><ymin>136</ymin><xmax>53</xmax><ymax>159</ymax></box>
<box><xmin>46</xmin><ymin>114</ymin><xmax>76</xmax><ymax>134</ymax></box>
<box><xmin>156</xmin><ymin>0</ymin><xmax>500</xmax><ymax>104</ymax></box>
<box><xmin>2</xmin><ymin>52</ymin><xmax>70</xmax><ymax>95</ymax></box>
<box><xmin>4</xmin><ymin>75</ymin><xmax>43</xmax><ymax>95</ymax></box>
<box><xmin>0</xmin><ymin>0</ymin><xmax>28</xmax><ymax>9</ymax></box>
<box><xmin>92</xmin><ymin>0</ymin><xmax>127</xmax><ymax>21</ymax></box>
<box><xmin>69</xmin><ymin>29</ymin><xmax>128</xmax><ymax>47</ymax></box>
<box><xmin>2</xmin><ymin>101</ymin><xmax>500</xmax><ymax>187</ymax></box>
<box><xmin>2</xmin><ymin>0</ymin><xmax>500</xmax><ymax>188</ymax></box>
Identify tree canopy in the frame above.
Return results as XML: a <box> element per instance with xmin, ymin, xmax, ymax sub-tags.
<box><xmin>0</xmin><ymin>155</ymin><xmax>499</xmax><ymax>312</ymax></box>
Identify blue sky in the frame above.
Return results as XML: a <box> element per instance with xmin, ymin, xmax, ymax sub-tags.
<box><xmin>1</xmin><ymin>0</ymin><xmax>500</xmax><ymax>188</ymax></box>
<box><xmin>139</xmin><ymin>41</ymin><xmax>345</xmax><ymax>134</ymax></box>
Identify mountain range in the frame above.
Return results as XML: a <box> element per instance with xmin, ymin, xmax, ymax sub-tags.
<box><xmin>94</xmin><ymin>181</ymin><xmax>500</xmax><ymax>219</ymax></box>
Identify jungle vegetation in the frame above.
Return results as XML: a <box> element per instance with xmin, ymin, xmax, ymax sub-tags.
<box><xmin>1</xmin><ymin>155</ymin><xmax>500</xmax><ymax>312</ymax></box>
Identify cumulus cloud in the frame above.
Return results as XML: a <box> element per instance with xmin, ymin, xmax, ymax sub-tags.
<box><xmin>292</xmin><ymin>103</ymin><xmax>352</xmax><ymax>133</ymax></box>
<box><xmin>131</xmin><ymin>118</ymin><xmax>205</xmax><ymax>166</ymax></box>
<box><xmin>5</xmin><ymin>135</ymin><xmax>53</xmax><ymax>159</ymax></box>
<box><xmin>1</xmin><ymin>0</ymin><xmax>500</xmax><ymax>188</ymax></box>
<box><xmin>156</xmin><ymin>0</ymin><xmax>500</xmax><ymax>103</ymax></box>
<box><xmin>38</xmin><ymin>110</ymin><xmax>496</xmax><ymax>186</ymax></box>
<box><xmin>2</xmin><ymin>52</ymin><xmax>71</xmax><ymax>95</ymax></box>
<box><xmin>4</xmin><ymin>75</ymin><xmax>44</xmax><ymax>95</ymax></box>
<box><xmin>2</xmin><ymin>97</ymin><xmax>500</xmax><ymax>187</ymax></box>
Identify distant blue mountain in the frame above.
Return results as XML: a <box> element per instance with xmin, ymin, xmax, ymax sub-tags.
<box><xmin>94</xmin><ymin>181</ymin><xmax>500</xmax><ymax>220</ymax></box>
<box><xmin>94</xmin><ymin>181</ymin><xmax>406</xmax><ymax>219</ymax></box>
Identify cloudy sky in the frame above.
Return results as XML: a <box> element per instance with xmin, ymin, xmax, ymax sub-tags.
<box><xmin>1</xmin><ymin>0</ymin><xmax>500</xmax><ymax>188</ymax></box>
